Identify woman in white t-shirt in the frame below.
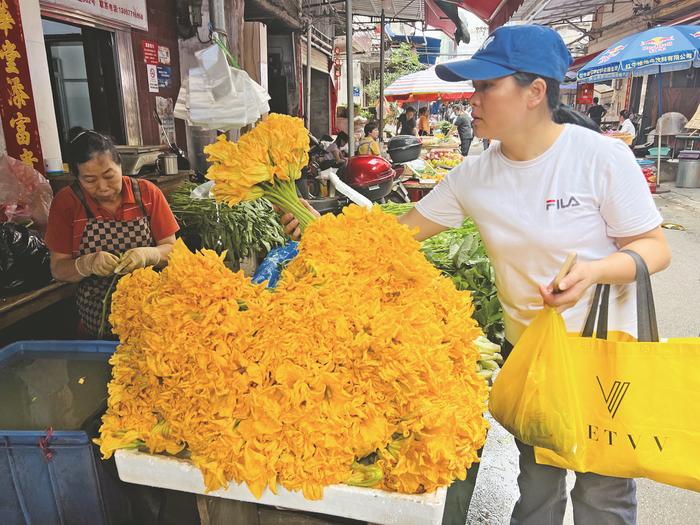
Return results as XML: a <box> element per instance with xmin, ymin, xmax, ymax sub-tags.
<box><xmin>281</xmin><ymin>25</ymin><xmax>671</xmax><ymax>525</ymax></box>
<box><xmin>619</xmin><ymin>109</ymin><xmax>637</xmax><ymax>138</ymax></box>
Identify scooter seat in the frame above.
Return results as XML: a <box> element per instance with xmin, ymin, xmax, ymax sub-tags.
<box><xmin>307</xmin><ymin>197</ymin><xmax>345</xmax><ymax>215</ymax></box>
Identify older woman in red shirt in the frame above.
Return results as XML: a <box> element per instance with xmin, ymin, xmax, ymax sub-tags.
<box><xmin>45</xmin><ymin>130</ymin><xmax>179</xmax><ymax>337</ymax></box>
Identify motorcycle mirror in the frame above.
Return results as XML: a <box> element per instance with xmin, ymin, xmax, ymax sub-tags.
<box><xmin>308</xmin><ymin>132</ymin><xmax>320</xmax><ymax>146</ymax></box>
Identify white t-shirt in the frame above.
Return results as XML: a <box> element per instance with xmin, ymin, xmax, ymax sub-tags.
<box><xmin>620</xmin><ymin>119</ymin><xmax>636</xmax><ymax>136</ymax></box>
<box><xmin>416</xmin><ymin>124</ymin><xmax>662</xmax><ymax>343</ymax></box>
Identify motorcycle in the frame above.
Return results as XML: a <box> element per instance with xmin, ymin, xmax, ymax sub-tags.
<box><xmin>297</xmin><ymin>134</ymin><xmax>421</xmax><ymax>214</ymax></box>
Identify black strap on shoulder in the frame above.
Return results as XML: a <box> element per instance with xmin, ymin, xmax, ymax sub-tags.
<box><xmin>129</xmin><ymin>177</ymin><xmax>148</xmax><ymax>218</ymax></box>
<box><xmin>70</xmin><ymin>181</ymin><xmax>95</xmax><ymax>219</ymax></box>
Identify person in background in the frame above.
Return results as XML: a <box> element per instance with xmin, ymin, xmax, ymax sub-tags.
<box><xmin>587</xmin><ymin>97</ymin><xmax>607</xmax><ymax>127</ymax></box>
<box><xmin>418</xmin><ymin>107</ymin><xmax>431</xmax><ymax>136</ymax></box>
<box><xmin>397</xmin><ymin>106</ymin><xmax>417</xmax><ymax>136</ymax></box>
<box><xmin>619</xmin><ymin>109</ymin><xmax>636</xmax><ymax>138</ymax></box>
<box><xmin>451</xmin><ymin>104</ymin><xmax>474</xmax><ymax>156</ymax></box>
<box><xmin>45</xmin><ymin>129</ymin><xmax>178</xmax><ymax>338</ymax></box>
<box><xmin>357</xmin><ymin>122</ymin><xmax>381</xmax><ymax>155</ymax></box>
<box><xmin>321</xmin><ymin>131</ymin><xmax>349</xmax><ymax>169</ymax></box>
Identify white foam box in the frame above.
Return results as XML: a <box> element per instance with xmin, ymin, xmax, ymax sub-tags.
<box><xmin>115</xmin><ymin>449</ymin><xmax>447</xmax><ymax>525</ymax></box>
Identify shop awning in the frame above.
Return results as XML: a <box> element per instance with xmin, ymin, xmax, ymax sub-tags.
<box><xmin>509</xmin><ymin>0</ymin><xmax>607</xmax><ymax>26</ymax></box>
<box><xmin>569</xmin><ymin>51</ymin><xmax>602</xmax><ymax>73</ymax></box>
<box><xmin>458</xmin><ymin>0</ymin><xmax>527</xmax><ymax>30</ymax></box>
<box><xmin>337</xmin><ymin>0</ymin><xmax>425</xmax><ymax>21</ymax></box>
<box><xmin>245</xmin><ymin>0</ymin><xmax>304</xmax><ymax>30</ymax></box>
<box><xmin>385</xmin><ymin>27</ymin><xmax>442</xmax><ymax>65</ymax></box>
<box><xmin>425</xmin><ymin>0</ymin><xmax>458</xmax><ymax>37</ymax></box>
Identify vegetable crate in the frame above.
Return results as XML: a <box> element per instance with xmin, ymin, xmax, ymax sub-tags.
<box><xmin>115</xmin><ymin>449</ymin><xmax>448</xmax><ymax>525</ymax></box>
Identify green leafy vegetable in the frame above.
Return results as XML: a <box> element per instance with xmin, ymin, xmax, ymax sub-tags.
<box><xmin>168</xmin><ymin>182</ymin><xmax>287</xmax><ymax>268</ymax></box>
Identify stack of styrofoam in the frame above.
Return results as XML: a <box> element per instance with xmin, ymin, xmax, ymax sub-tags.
<box><xmin>115</xmin><ymin>449</ymin><xmax>447</xmax><ymax>525</ymax></box>
<box><xmin>175</xmin><ymin>45</ymin><xmax>270</xmax><ymax>131</ymax></box>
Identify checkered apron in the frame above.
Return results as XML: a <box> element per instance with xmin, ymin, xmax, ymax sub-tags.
<box><xmin>72</xmin><ymin>179</ymin><xmax>154</xmax><ymax>338</ymax></box>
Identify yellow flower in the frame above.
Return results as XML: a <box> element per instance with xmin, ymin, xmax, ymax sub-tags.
<box><xmin>100</xmin><ymin>208</ymin><xmax>489</xmax><ymax>499</ymax></box>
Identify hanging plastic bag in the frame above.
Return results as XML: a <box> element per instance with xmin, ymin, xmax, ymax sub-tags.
<box><xmin>0</xmin><ymin>155</ymin><xmax>53</xmax><ymax>230</ymax></box>
<box><xmin>533</xmin><ymin>250</ymin><xmax>700</xmax><ymax>492</ymax></box>
<box><xmin>488</xmin><ymin>306</ymin><xmax>583</xmax><ymax>460</ymax></box>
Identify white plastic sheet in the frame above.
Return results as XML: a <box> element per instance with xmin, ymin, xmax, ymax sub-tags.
<box><xmin>175</xmin><ymin>46</ymin><xmax>270</xmax><ymax>131</ymax></box>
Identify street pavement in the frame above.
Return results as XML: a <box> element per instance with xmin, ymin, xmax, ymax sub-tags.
<box><xmin>464</xmin><ymin>182</ymin><xmax>700</xmax><ymax>524</ymax></box>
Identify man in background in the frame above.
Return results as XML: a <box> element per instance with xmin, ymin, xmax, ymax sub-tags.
<box><xmin>587</xmin><ymin>97</ymin><xmax>607</xmax><ymax>127</ymax></box>
<box><xmin>452</xmin><ymin>104</ymin><xmax>473</xmax><ymax>156</ymax></box>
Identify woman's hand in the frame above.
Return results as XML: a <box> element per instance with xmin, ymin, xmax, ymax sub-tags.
<box><xmin>539</xmin><ymin>261</ymin><xmax>600</xmax><ymax>312</ymax></box>
<box><xmin>114</xmin><ymin>247</ymin><xmax>161</xmax><ymax>274</ymax></box>
<box><xmin>276</xmin><ymin>200</ymin><xmax>320</xmax><ymax>241</ymax></box>
<box><xmin>75</xmin><ymin>251</ymin><xmax>120</xmax><ymax>277</ymax></box>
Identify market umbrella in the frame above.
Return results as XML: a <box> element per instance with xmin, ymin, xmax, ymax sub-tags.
<box><xmin>577</xmin><ymin>25</ymin><xmax>700</xmax><ymax>83</ymax></box>
<box><xmin>577</xmin><ymin>25</ymin><xmax>700</xmax><ymax>180</ymax></box>
<box><xmin>385</xmin><ymin>65</ymin><xmax>474</xmax><ymax>102</ymax></box>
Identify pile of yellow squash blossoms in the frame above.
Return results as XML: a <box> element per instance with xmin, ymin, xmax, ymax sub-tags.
<box><xmin>98</xmin><ymin>205</ymin><xmax>489</xmax><ymax>500</ymax></box>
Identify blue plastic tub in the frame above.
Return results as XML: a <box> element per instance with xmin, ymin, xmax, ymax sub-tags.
<box><xmin>0</xmin><ymin>340</ymin><xmax>120</xmax><ymax>525</ymax></box>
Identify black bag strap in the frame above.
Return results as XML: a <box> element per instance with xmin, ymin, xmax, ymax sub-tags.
<box><xmin>582</xmin><ymin>283</ymin><xmax>610</xmax><ymax>339</ymax></box>
<box><xmin>70</xmin><ymin>178</ymin><xmax>148</xmax><ymax>220</ymax></box>
<box><xmin>581</xmin><ymin>250</ymin><xmax>659</xmax><ymax>342</ymax></box>
<box><xmin>70</xmin><ymin>181</ymin><xmax>95</xmax><ymax>219</ymax></box>
<box><xmin>622</xmin><ymin>249</ymin><xmax>659</xmax><ymax>342</ymax></box>
<box><xmin>129</xmin><ymin>177</ymin><xmax>149</xmax><ymax>218</ymax></box>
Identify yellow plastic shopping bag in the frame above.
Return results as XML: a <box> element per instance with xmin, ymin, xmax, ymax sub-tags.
<box><xmin>488</xmin><ymin>306</ymin><xmax>584</xmax><ymax>461</ymax></box>
<box><xmin>492</xmin><ymin>249</ymin><xmax>700</xmax><ymax>491</ymax></box>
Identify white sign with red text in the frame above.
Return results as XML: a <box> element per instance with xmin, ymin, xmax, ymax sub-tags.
<box><xmin>45</xmin><ymin>0</ymin><xmax>148</xmax><ymax>31</ymax></box>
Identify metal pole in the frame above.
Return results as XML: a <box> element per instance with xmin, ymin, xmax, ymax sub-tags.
<box><xmin>378</xmin><ymin>9</ymin><xmax>385</xmax><ymax>145</ymax></box>
<box><xmin>657</xmin><ymin>70</ymin><xmax>663</xmax><ymax>189</ymax></box>
<box><xmin>306</xmin><ymin>25</ymin><xmax>313</xmax><ymax>129</ymax></box>
<box><xmin>346</xmin><ymin>0</ymin><xmax>354</xmax><ymax>156</ymax></box>
<box><xmin>208</xmin><ymin>0</ymin><xmax>226</xmax><ymax>33</ymax></box>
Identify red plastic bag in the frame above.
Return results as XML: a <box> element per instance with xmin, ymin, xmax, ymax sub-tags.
<box><xmin>0</xmin><ymin>155</ymin><xmax>53</xmax><ymax>230</ymax></box>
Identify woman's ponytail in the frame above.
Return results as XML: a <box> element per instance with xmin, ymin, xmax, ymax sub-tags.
<box><xmin>552</xmin><ymin>103</ymin><xmax>600</xmax><ymax>132</ymax></box>
<box><xmin>512</xmin><ymin>73</ymin><xmax>601</xmax><ymax>133</ymax></box>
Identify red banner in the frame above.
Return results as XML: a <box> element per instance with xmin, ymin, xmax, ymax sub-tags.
<box><xmin>576</xmin><ymin>83</ymin><xmax>595</xmax><ymax>105</ymax></box>
<box><xmin>0</xmin><ymin>0</ymin><xmax>44</xmax><ymax>173</ymax></box>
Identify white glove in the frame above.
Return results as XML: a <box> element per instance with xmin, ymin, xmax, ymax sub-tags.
<box><xmin>114</xmin><ymin>247</ymin><xmax>161</xmax><ymax>275</ymax></box>
<box><xmin>75</xmin><ymin>251</ymin><xmax>120</xmax><ymax>277</ymax></box>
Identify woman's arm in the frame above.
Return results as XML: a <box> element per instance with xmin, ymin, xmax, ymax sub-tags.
<box><xmin>398</xmin><ymin>208</ymin><xmax>450</xmax><ymax>241</ymax></box>
<box><xmin>50</xmin><ymin>252</ymin><xmax>85</xmax><ymax>283</ymax></box>
<box><xmin>153</xmin><ymin>234</ymin><xmax>176</xmax><ymax>268</ymax></box>
<box><xmin>541</xmin><ymin>226</ymin><xmax>671</xmax><ymax>310</ymax></box>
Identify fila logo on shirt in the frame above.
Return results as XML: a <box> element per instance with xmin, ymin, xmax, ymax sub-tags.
<box><xmin>545</xmin><ymin>196</ymin><xmax>581</xmax><ymax>211</ymax></box>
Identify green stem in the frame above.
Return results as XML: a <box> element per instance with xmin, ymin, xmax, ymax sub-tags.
<box><xmin>98</xmin><ymin>274</ymin><xmax>120</xmax><ymax>339</ymax></box>
<box><xmin>263</xmin><ymin>179</ymin><xmax>316</xmax><ymax>233</ymax></box>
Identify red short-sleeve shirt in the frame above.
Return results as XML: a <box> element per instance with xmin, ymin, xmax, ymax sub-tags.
<box><xmin>45</xmin><ymin>176</ymin><xmax>179</xmax><ymax>256</ymax></box>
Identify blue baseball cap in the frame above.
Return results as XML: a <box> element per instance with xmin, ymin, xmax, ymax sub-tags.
<box><xmin>436</xmin><ymin>25</ymin><xmax>573</xmax><ymax>83</ymax></box>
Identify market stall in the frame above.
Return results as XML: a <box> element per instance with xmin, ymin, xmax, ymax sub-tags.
<box><xmin>578</xmin><ymin>24</ymin><xmax>700</xmax><ymax>189</ymax></box>
<box><xmin>91</xmin><ymin>119</ymin><xmax>502</xmax><ymax>525</ymax></box>
<box><xmin>0</xmin><ymin>30</ymin><xmax>502</xmax><ymax>525</ymax></box>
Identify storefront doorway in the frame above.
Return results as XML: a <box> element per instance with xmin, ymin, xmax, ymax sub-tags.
<box><xmin>42</xmin><ymin>19</ymin><xmax>125</xmax><ymax>158</ymax></box>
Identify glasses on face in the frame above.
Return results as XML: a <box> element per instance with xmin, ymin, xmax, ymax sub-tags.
<box><xmin>69</xmin><ymin>129</ymin><xmax>108</xmax><ymax>144</ymax></box>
